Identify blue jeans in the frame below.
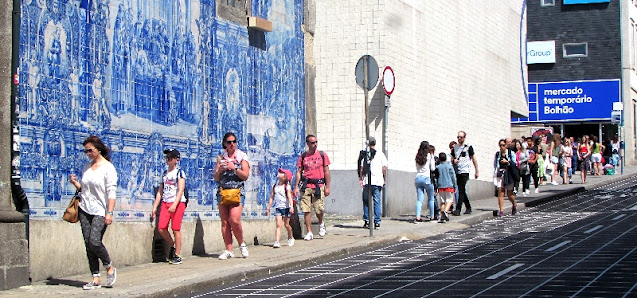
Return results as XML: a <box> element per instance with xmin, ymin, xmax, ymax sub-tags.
<box><xmin>362</xmin><ymin>185</ymin><xmax>382</xmax><ymax>223</ymax></box>
<box><xmin>415</xmin><ymin>176</ymin><xmax>435</xmax><ymax>219</ymax></box>
<box><xmin>612</xmin><ymin>154</ymin><xmax>620</xmax><ymax>167</ymax></box>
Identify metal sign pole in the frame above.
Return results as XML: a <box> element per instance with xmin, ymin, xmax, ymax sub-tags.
<box><xmin>355</xmin><ymin>55</ymin><xmax>379</xmax><ymax>237</ymax></box>
<box><xmin>363</xmin><ymin>56</ymin><xmax>373</xmax><ymax>237</ymax></box>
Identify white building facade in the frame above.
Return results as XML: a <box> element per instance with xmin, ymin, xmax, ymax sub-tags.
<box><xmin>306</xmin><ymin>1</ymin><xmax>529</xmax><ymax>216</ymax></box>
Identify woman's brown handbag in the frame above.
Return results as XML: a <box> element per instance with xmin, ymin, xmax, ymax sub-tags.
<box><xmin>63</xmin><ymin>191</ymin><xmax>81</xmax><ymax>223</ymax></box>
<box><xmin>219</xmin><ymin>188</ymin><xmax>241</xmax><ymax>205</ymax></box>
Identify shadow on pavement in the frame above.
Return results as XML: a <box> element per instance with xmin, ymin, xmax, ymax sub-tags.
<box><xmin>45</xmin><ymin>278</ymin><xmax>84</xmax><ymax>288</ymax></box>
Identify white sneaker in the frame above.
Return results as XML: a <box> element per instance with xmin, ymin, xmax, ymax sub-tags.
<box><xmin>319</xmin><ymin>223</ymin><xmax>326</xmax><ymax>237</ymax></box>
<box><xmin>551</xmin><ymin>181</ymin><xmax>559</xmax><ymax>186</ymax></box>
<box><xmin>105</xmin><ymin>267</ymin><xmax>117</xmax><ymax>287</ymax></box>
<box><xmin>524</xmin><ymin>190</ymin><xmax>530</xmax><ymax>195</ymax></box>
<box><xmin>83</xmin><ymin>280</ymin><xmax>101</xmax><ymax>290</ymax></box>
<box><xmin>535</xmin><ymin>188</ymin><xmax>540</xmax><ymax>194</ymax></box>
<box><xmin>273</xmin><ymin>241</ymin><xmax>281</xmax><ymax>248</ymax></box>
<box><xmin>240</xmin><ymin>243</ymin><xmax>249</xmax><ymax>258</ymax></box>
<box><xmin>287</xmin><ymin>238</ymin><xmax>295</xmax><ymax>247</ymax></box>
<box><xmin>304</xmin><ymin>232</ymin><xmax>314</xmax><ymax>241</ymax></box>
<box><xmin>218</xmin><ymin>250</ymin><xmax>234</xmax><ymax>260</ymax></box>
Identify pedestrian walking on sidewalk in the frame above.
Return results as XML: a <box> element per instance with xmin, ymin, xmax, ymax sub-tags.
<box><xmin>527</xmin><ymin>137</ymin><xmax>540</xmax><ymax>193</ymax></box>
<box><xmin>151</xmin><ymin>149</ymin><xmax>187</xmax><ymax>265</ymax></box>
<box><xmin>560</xmin><ymin>138</ymin><xmax>573</xmax><ymax>184</ymax></box>
<box><xmin>435</xmin><ymin>152</ymin><xmax>457</xmax><ymax>223</ymax></box>
<box><xmin>509</xmin><ymin>138</ymin><xmax>521</xmax><ymax>194</ymax></box>
<box><xmin>414</xmin><ymin>141</ymin><xmax>436</xmax><ymax>223</ymax></box>
<box><xmin>611</xmin><ymin>135</ymin><xmax>620</xmax><ymax>169</ymax></box>
<box><xmin>68</xmin><ymin>136</ymin><xmax>118</xmax><ymax>290</ymax></box>
<box><xmin>358</xmin><ymin>137</ymin><xmax>387</xmax><ymax>229</ymax></box>
<box><xmin>548</xmin><ymin>133</ymin><xmax>562</xmax><ymax>186</ymax></box>
<box><xmin>578</xmin><ymin>135</ymin><xmax>591</xmax><ymax>184</ymax></box>
<box><xmin>538</xmin><ymin>135</ymin><xmax>549</xmax><ymax>185</ymax></box>
<box><xmin>571</xmin><ymin>137</ymin><xmax>579</xmax><ymax>175</ymax></box>
<box><xmin>451</xmin><ymin>131</ymin><xmax>479</xmax><ymax>216</ymax></box>
<box><xmin>493</xmin><ymin>139</ymin><xmax>518</xmax><ymax>217</ymax></box>
<box><xmin>449</xmin><ymin>141</ymin><xmax>459</xmax><ymax>210</ymax></box>
<box><xmin>591</xmin><ymin>136</ymin><xmax>605</xmax><ymax>176</ymax></box>
<box><xmin>429</xmin><ymin>145</ymin><xmax>441</xmax><ymax>216</ymax></box>
<box><xmin>602</xmin><ymin>138</ymin><xmax>613</xmax><ymax>170</ymax></box>
<box><xmin>214</xmin><ymin>132</ymin><xmax>250</xmax><ymax>260</ymax></box>
<box><xmin>265</xmin><ymin>168</ymin><xmax>295</xmax><ymax>248</ymax></box>
<box><xmin>516</xmin><ymin>140</ymin><xmax>531</xmax><ymax>195</ymax></box>
<box><xmin>294</xmin><ymin>135</ymin><xmax>331</xmax><ymax>240</ymax></box>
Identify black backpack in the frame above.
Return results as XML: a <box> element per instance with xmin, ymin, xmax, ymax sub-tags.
<box><xmin>357</xmin><ymin>148</ymin><xmax>376</xmax><ymax>178</ymax></box>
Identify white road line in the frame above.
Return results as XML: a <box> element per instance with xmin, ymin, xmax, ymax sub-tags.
<box><xmin>545</xmin><ymin>240</ymin><xmax>571</xmax><ymax>252</ymax></box>
<box><xmin>613</xmin><ymin>214</ymin><xmax>626</xmax><ymax>220</ymax></box>
<box><xmin>622</xmin><ymin>281</ymin><xmax>637</xmax><ymax>298</ymax></box>
<box><xmin>486</xmin><ymin>263</ymin><xmax>525</xmax><ymax>280</ymax></box>
<box><xmin>629</xmin><ymin>204</ymin><xmax>637</xmax><ymax>210</ymax></box>
<box><xmin>584</xmin><ymin>225</ymin><xmax>603</xmax><ymax>234</ymax></box>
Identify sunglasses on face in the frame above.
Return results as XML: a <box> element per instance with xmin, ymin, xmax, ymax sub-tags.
<box><xmin>499</xmin><ymin>144</ymin><xmax>506</xmax><ymax>147</ymax></box>
<box><xmin>307</xmin><ymin>141</ymin><xmax>318</xmax><ymax>144</ymax></box>
<box><xmin>225</xmin><ymin>139</ymin><xmax>237</xmax><ymax>144</ymax></box>
<box><xmin>84</xmin><ymin>148</ymin><xmax>96</xmax><ymax>153</ymax></box>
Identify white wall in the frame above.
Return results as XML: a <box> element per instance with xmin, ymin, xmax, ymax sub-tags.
<box><xmin>312</xmin><ymin>1</ymin><xmax>528</xmax><ymax>216</ymax></box>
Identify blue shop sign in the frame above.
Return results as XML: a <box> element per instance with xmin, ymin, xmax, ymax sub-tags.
<box><xmin>564</xmin><ymin>0</ymin><xmax>610</xmax><ymax>4</ymax></box>
<box><xmin>513</xmin><ymin>79</ymin><xmax>620</xmax><ymax>123</ymax></box>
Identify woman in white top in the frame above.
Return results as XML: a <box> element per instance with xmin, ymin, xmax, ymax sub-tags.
<box><xmin>414</xmin><ymin>141</ymin><xmax>436</xmax><ymax>222</ymax></box>
<box><xmin>559</xmin><ymin>138</ymin><xmax>574</xmax><ymax>184</ymax></box>
<box><xmin>68</xmin><ymin>136</ymin><xmax>118</xmax><ymax>290</ymax></box>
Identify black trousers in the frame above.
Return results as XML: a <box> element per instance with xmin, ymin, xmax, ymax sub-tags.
<box><xmin>456</xmin><ymin>173</ymin><xmax>471</xmax><ymax>212</ymax></box>
<box><xmin>79</xmin><ymin>209</ymin><xmax>112</xmax><ymax>276</ymax></box>
<box><xmin>530</xmin><ymin>163</ymin><xmax>540</xmax><ymax>188</ymax></box>
<box><xmin>521</xmin><ymin>174</ymin><xmax>531</xmax><ymax>192</ymax></box>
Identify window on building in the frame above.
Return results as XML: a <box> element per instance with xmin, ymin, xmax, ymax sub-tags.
<box><xmin>563</xmin><ymin>43</ymin><xmax>588</xmax><ymax>58</ymax></box>
<box><xmin>541</xmin><ymin>0</ymin><xmax>555</xmax><ymax>6</ymax></box>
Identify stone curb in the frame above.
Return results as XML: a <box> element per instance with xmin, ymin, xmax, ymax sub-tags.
<box><xmin>144</xmin><ymin>235</ymin><xmax>403</xmax><ymax>298</ymax></box>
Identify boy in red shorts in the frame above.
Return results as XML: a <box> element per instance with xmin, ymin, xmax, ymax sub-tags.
<box><xmin>151</xmin><ymin>149</ymin><xmax>187</xmax><ymax>264</ymax></box>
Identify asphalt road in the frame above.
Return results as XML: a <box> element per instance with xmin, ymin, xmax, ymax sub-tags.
<box><xmin>188</xmin><ymin>177</ymin><xmax>637</xmax><ymax>298</ymax></box>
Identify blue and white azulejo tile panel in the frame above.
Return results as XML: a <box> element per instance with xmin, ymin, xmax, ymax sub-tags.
<box><xmin>18</xmin><ymin>0</ymin><xmax>306</xmax><ymax>221</ymax></box>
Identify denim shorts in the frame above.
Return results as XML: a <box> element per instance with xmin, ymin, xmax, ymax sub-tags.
<box><xmin>274</xmin><ymin>208</ymin><xmax>290</xmax><ymax>217</ymax></box>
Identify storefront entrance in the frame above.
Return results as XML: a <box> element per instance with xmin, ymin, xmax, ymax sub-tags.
<box><xmin>553</xmin><ymin>123</ymin><xmax>618</xmax><ymax>142</ymax></box>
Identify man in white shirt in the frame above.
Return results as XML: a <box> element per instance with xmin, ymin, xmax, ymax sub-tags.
<box><xmin>358</xmin><ymin>137</ymin><xmax>388</xmax><ymax>229</ymax></box>
<box><xmin>451</xmin><ymin>131</ymin><xmax>479</xmax><ymax>216</ymax></box>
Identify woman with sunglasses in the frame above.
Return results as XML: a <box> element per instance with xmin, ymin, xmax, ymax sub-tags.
<box><xmin>68</xmin><ymin>135</ymin><xmax>118</xmax><ymax>290</ymax></box>
<box><xmin>493</xmin><ymin>139</ymin><xmax>518</xmax><ymax>217</ymax></box>
<box><xmin>214</xmin><ymin>132</ymin><xmax>250</xmax><ymax>260</ymax></box>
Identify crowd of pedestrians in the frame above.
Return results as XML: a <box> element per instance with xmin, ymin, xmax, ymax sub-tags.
<box><xmin>410</xmin><ymin>131</ymin><xmax>479</xmax><ymax>224</ymax></box>
<box><xmin>405</xmin><ymin>131</ymin><xmax>621</xmax><ymax>225</ymax></box>
<box><xmin>67</xmin><ymin>131</ymin><xmax>621</xmax><ymax>291</ymax></box>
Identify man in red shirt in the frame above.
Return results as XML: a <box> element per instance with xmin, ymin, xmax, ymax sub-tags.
<box><xmin>294</xmin><ymin>135</ymin><xmax>331</xmax><ymax>240</ymax></box>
